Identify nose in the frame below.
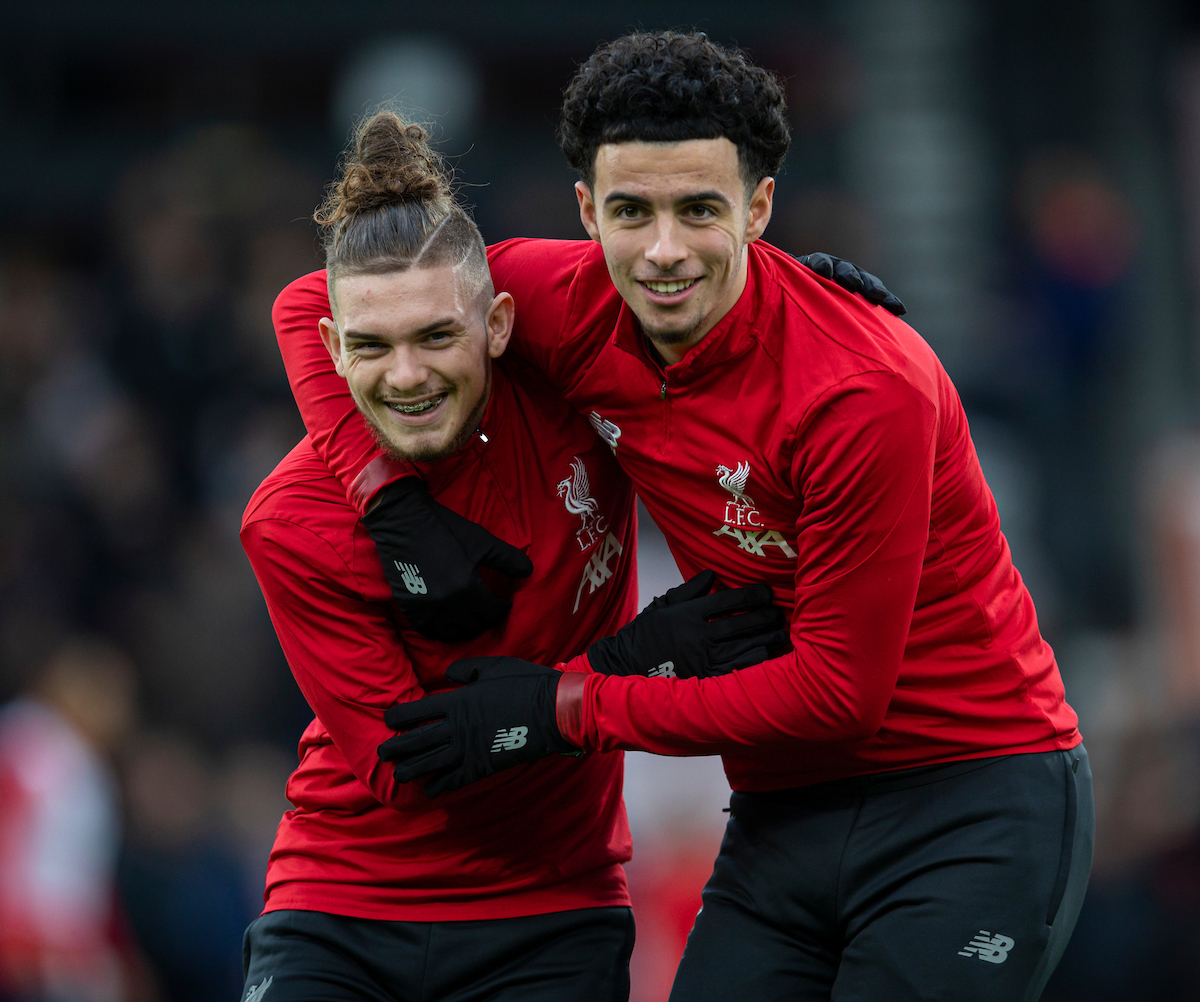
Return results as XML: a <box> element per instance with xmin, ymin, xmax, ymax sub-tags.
<box><xmin>645</xmin><ymin>216</ymin><xmax>688</xmax><ymax>273</ymax></box>
<box><xmin>383</xmin><ymin>343</ymin><xmax>431</xmax><ymax>392</ymax></box>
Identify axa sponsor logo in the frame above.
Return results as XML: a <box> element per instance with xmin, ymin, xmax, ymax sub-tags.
<box><xmin>588</xmin><ymin>411</ymin><xmax>621</xmax><ymax>452</ymax></box>
<box><xmin>712</xmin><ymin>462</ymin><xmax>797</xmax><ymax>559</ymax></box>
<box><xmin>958</xmin><ymin>930</ymin><xmax>1014</xmax><ymax>964</ymax></box>
<box><xmin>491</xmin><ymin>726</ymin><xmax>529</xmax><ymax>752</ymax></box>
<box><xmin>574</xmin><ymin>533</ymin><xmax>624</xmax><ymax>613</ymax></box>
<box><xmin>558</xmin><ymin>456</ymin><xmax>610</xmax><ymax>552</ymax></box>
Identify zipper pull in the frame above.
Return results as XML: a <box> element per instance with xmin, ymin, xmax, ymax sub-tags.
<box><xmin>477</xmin><ymin>429</ymin><xmax>489</xmax><ymax>444</ymax></box>
<box><xmin>660</xmin><ymin>380</ymin><xmax>667</xmax><ymax>400</ymax></box>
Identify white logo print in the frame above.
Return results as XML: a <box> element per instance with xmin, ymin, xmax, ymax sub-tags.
<box><xmin>245</xmin><ymin>976</ymin><xmax>273</xmax><ymax>1002</ymax></box>
<box><xmin>574</xmin><ymin>532</ymin><xmax>625</xmax><ymax>613</ymax></box>
<box><xmin>711</xmin><ymin>461</ymin><xmax>797</xmax><ymax>559</ymax></box>
<box><xmin>559</xmin><ymin>456</ymin><xmax>610</xmax><ymax>552</ymax></box>
<box><xmin>958</xmin><ymin>930</ymin><xmax>1015</xmax><ymax>964</ymax></box>
<box><xmin>717</xmin><ymin>462</ymin><xmax>755</xmax><ymax>506</ymax></box>
<box><xmin>647</xmin><ymin>661</ymin><xmax>677</xmax><ymax>677</ymax></box>
<box><xmin>589</xmin><ymin>411</ymin><xmax>622</xmax><ymax>452</ymax></box>
<box><xmin>491</xmin><ymin>726</ymin><xmax>529</xmax><ymax>752</ymax></box>
<box><xmin>394</xmin><ymin>562</ymin><xmax>427</xmax><ymax>595</ymax></box>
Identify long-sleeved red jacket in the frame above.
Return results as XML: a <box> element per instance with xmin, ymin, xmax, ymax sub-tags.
<box><xmin>241</xmin><ymin>347</ymin><xmax>638</xmax><ymax>920</ymax></box>
<box><xmin>273</xmin><ymin>241</ymin><xmax>1080</xmax><ymax>792</ymax></box>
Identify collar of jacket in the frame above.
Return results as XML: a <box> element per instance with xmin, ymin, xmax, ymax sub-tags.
<box><xmin>610</xmin><ymin>241</ymin><xmax>771</xmax><ymax>380</ymax></box>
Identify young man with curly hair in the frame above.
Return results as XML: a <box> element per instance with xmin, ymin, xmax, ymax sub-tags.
<box><xmin>274</xmin><ymin>31</ymin><xmax>1091</xmax><ymax>1002</ymax></box>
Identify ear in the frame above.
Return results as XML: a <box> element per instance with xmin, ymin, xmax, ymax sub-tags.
<box><xmin>485</xmin><ymin>292</ymin><xmax>516</xmax><ymax>359</ymax></box>
<box><xmin>744</xmin><ymin>176</ymin><xmax>775</xmax><ymax>245</ymax></box>
<box><xmin>575</xmin><ymin>181</ymin><xmax>602</xmax><ymax>243</ymax></box>
<box><xmin>318</xmin><ymin>317</ymin><xmax>346</xmax><ymax>377</ymax></box>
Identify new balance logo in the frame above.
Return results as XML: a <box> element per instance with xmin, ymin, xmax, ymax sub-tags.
<box><xmin>589</xmin><ymin>411</ymin><xmax>622</xmax><ymax>451</ymax></box>
<box><xmin>394</xmin><ymin>562</ymin><xmax>427</xmax><ymax>595</ymax></box>
<box><xmin>245</xmin><ymin>976</ymin><xmax>273</xmax><ymax>1002</ymax></box>
<box><xmin>958</xmin><ymin>930</ymin><xmax>1014</xmax><ymax>964</ymax></box>
<box><xmin>648</xmin><ymin>661</ymin><xmax>677</xmax><ymax>677</ymax></box>
<box><xmin>491</xmin><ymin>726</ymin><xmax>529</xmax><ymax>752</ymax></box>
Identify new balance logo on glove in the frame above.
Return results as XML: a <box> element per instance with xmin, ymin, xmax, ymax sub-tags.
<box><xmin>394</xmin><ymin>562</ymin><xmax>427</xmax><ymax>595</ymax></box>
<box><xmin>648</xmin><ymin>661</ymin><xmax>677</xmax><ymax>677</ymax></box>
<box><xmin>958</xmin><ymin>930</ymin><xmax>1014</xmax><ymax>964</ymax></box>
<box><xmin>491</xmin><ymin>726</ymin><xmax>529</xmax><ymax>752</ymax></box>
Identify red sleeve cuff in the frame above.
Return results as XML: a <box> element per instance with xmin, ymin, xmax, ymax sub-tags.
<box><xmin>349</xmin><ymin>455</ymin><xmax>421</xmax><ymax>514</ymax></box>
<box><xmin>555</xmin><ymin>670</ymin><xmax>589</xmax><ymax>749</ymax></box>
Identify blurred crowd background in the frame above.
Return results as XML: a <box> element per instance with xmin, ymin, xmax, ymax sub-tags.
<box><xmin>0</xmin><ymin>1</ymin><xmax>1197</xmax><ymax>999</ymax></box>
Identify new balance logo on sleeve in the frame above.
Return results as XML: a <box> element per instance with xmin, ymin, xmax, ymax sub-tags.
<box><xmin>394</xmin><ymin>562</ymin><xmax>427</xmax><ymax>595</ymax></box>
<box><xmin>958</xmin><ymin>931</ymin><xmax>1014</xmax><ymax>964</ymax></box>
<box><xmin>491</xmin><ymin>726</ymin><xmax>529</xmax><ymax>752</ymax></box>
<box><xmin>648</xmin><ymin>661</ymin><xmax>677</xmax><ymax>677</ymax></box>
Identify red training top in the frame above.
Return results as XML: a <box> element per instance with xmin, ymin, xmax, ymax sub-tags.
<box><xmin>242</xmin><ymin>330</ymin><xmax>638</xmax><ymax>919</ymax></box>
<box><xmin>273</xmin><ymin>242</ymin><xmax>1080</xmax><ymax>792</ymax></box>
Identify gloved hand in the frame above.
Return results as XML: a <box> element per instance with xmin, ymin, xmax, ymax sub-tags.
<box><xmin>586</xmin><ymin>570</ymin><xmax>788</xmax><ymax>678</ymax></box>
<box><xmin>798</xmin><ymin>252</ymin><xmax>906</xmax><ymax>316</ymax></box>
<box><xmin>379</xmin><ymin>657</ymin><xmax>572</xmax><ymax>797</ymax></box>
<box><xmin>363</xmin><ymin>478</ymin><xmax>534</xmax><ymax>643</ymax></box>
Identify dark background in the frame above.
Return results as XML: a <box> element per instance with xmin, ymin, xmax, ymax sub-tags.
<box><xmin>0</xmin><ymin>2</ymin><xmax>1197</xmax><ymax>999</ymax></box>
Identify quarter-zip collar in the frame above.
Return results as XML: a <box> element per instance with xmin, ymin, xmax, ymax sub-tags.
<box><xmin>612</xmin><ymin>242</ymin><xmax>770</xmax><ymax>381</ymax></box>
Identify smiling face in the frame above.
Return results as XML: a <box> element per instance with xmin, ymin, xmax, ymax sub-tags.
<box><xmin>576</xmin><ymin>137</ymin><xmax>774</xmax><ymax>364</ymax></box>
<box><xmin>319</xmin><ymin>265</ymin><xmax>514</xmax><ymax>463</ymax></box>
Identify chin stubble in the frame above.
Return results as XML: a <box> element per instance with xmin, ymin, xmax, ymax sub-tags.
<box><xmin>366</xmin><ymin>365</ymin><xmax>492</xmax><ymax>464</ymax></box>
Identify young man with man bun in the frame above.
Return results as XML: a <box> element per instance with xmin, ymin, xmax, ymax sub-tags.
<box><xmin>239</xmin><ymin>111</ymin><xmax>787</xmax><ymax>1001</ymax></box>
<box><xmin>276</xmin><ymin>31</ymin><xmax>1092</xmax><ymax>1002</ymax></box>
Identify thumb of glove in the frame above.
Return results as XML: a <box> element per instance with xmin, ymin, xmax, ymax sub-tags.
<box><xmin>440</xmin><ymin>506</ymin><xmax>534</xmax><ymax>580</ymax></box>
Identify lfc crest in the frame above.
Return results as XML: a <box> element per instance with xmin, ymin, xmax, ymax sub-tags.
<box><xmin>712</xmin><ymin>461</ymin><xmax>797</xmax><ymax>559</ymax></box>
<box><xmin>558</xmin><ymin>456</ymin><xmax>609</xmax><ymax>551</ymax></box>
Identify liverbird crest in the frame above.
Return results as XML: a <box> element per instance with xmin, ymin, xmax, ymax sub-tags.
<box><xmin>716</xmin><ymin>461</ymin><xmax>755</xmax><ymax>507</ymax></box>
<box><xmin>558</xmin><ymin>456</ymin><xmax>607</xmax><ymax>550</ymax></box>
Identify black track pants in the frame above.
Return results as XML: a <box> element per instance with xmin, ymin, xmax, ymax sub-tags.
<box><xmin>669</xmin><ymin>746</ymin><xmax>1093</xmax><ymax>1002</ymax></box>
<box><xmin>241</xmin><ymin>905</ymin><xmax>634</xmax><ymax>1002</ymax></box>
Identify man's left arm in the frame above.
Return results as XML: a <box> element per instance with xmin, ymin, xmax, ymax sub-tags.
<box><xmin>562</xmin><ymin>371</ymin><xmax>936</xmax><ymax>755</ymax></box>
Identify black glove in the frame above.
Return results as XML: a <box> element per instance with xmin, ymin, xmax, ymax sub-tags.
<box><xmin>798</xmin><ymin>252</ymin><xmax>906</xmax><ymax>316</ymax></box>
<box><xmin>362</xmin><ymin>478</ymin><xmax>534</xmax><ymax>643</ymax></box>
<box><xmin>379</xmin><ymin>657</ymin><xmax>572</xmax><ymax>797</ymax></box>
<box><xmin>586</xmin><ymin>570</ymin><xmax>789</xmax><ymax>678</ymax></box>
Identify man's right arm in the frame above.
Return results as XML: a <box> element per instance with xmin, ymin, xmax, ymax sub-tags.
<box><xmin>241</xmin><ymin>513</ymin><xmax>456</xmax><ymax>811</ymax></box>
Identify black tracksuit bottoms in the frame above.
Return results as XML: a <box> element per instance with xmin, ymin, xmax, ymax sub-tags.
<box><xmin>670</xmin><ymin>745</ymin><xmax>1093</xmax><ymax>1002</ymax></box>
<box><xmin>240</xmin><ymin>905</ymin><xmax>634</xmax><ymax>1002</ymax></box>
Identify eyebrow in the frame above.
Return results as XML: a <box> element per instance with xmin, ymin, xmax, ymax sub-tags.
<box><xmin>342</xmin><ymin>317</ymin><xmax>459</xmax><ymax>341</ymax></box>
<box><xmin>603</xmin><ymin>190</ymin><xmax>732</xmax><ymax>209</ymax></box>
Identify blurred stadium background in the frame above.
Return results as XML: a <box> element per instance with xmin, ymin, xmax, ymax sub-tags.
<box><xmin>0</xmin><ymin>1</ymin><xmax>1198</xmax><ymax>998</ymax></box>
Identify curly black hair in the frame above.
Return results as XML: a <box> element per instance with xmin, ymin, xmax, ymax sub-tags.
<box><xmin>558</xmin><ymin>31</ymin><xmax>791</xmax><ymax>188</ymax></box>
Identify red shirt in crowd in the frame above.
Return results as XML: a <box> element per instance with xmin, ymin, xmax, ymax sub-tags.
<box><xmin>241</xmin><ymin>341</ymin><xmax>638</xmax><ymax>920</ymax></box>
<box><xmin>273</xmin><ymin>241</ymin><xmax>1080</xmax><ymax>793</ymax></box>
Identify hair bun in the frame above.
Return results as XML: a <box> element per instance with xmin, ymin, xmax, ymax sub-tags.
<box><xmin>316</xmin><ymin>111</ymin><xmax>452</xmax><ymax>229</ymax></box>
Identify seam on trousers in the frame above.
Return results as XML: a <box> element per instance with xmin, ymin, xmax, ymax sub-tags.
<box><xmin>1046</xmin><ymin>750</ymin><xmax>1078</xmax><ymax>925</ymax></box>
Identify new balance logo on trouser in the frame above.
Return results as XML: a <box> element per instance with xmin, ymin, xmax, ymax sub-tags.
<box><xmin>669</xmin><ymin>745</ymin><xmax>1093</xmax><ymax>1002</ymax></box>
